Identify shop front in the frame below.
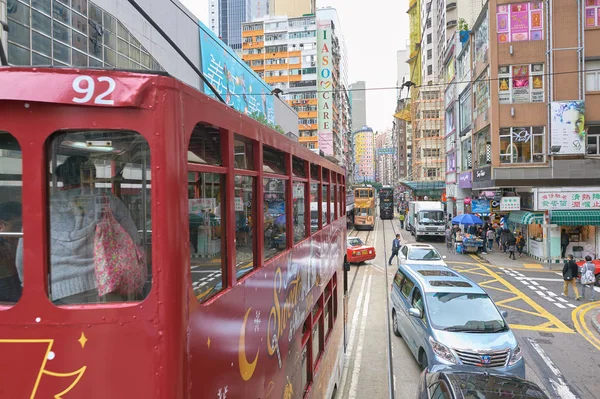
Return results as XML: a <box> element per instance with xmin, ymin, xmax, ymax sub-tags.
<box><xmin>507</xmin><ymin>210</ymin><xmax>545</xmax><ymax>260</ymax></box>
<box><xmin>535</xmin><ymin>188</ymin><xmax>600</xmax><ymax>262</ymax></box>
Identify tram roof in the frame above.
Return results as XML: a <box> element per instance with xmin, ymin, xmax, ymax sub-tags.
<box><xmin>0</xmin><ymin>67</ymin><xmax>345</xmax><ymax>175</ymax></box>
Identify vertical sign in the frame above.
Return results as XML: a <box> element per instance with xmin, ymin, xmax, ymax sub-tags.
<box><xmin>317</xmin><ymin>20</ymin><xmax>334</xmax><ymax>156</ymax></box>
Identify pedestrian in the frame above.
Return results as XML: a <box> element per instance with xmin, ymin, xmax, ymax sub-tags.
<box><xmin>445</xmin><ymin>226</ymin><xmax>454</xmax><ymax>252</ymax></box>
<box><xmin>501</xmin><ymin>229</ymin><xmax>510</xmax><ymax>253</ymax></box>
<box><xmin>388</xmin><ymin>234</ymin><xmax>402</xmax><ymax>266</ymax></box>
<box><xmin>562</xmin><ymin>254</ymin><xmax>582</xmax><ymax>300</ymax></box>
<box><xmin>495</xmin><ymin>226</ymin><xmax>502</xmax><ymax>250</ymax></box>
<box><xmin>561</xmin><ymin>229</ymin><xmax>570</xmax><ymax>259</ymax></box>
<box><xmin>486</xmin><ymin>228</ymin><xmax>494</xmax><ymax>251</ymax></box>
<box><xmin>580</xmin><ymin>255</ymin><xmax>596</xmax><ymax>301</ymax></box>
<box><xmin>399</xmin><ymin>213</ymin><xmax>405</xmax><ymax>229</ymax></box>
<box><xmin>516</xmin><ymin>232</ymin><xmax>525</xmax><ymax>257</ymax></box>
<box><xmin>507</xmin><ymin>235</ymin><xmax>517</xmax><ymax>260</ymax></box>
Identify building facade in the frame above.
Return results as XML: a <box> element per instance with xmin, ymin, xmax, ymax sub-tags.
<box><xmin>353</xmin><ymin>126</ymin><xmax>375</xmax><ymax>183</ymax></box>
<box><xmin>349</xmin><ymin>81</ymin><xmax>367</xmax><ymax>129</ymax></box>
<box><xmin>375</xmin><ymin>129</ymin><xmax>396</xmax><ymax>186</ymax></box>
<box><xmin>241</xmin><ymin>8</ymin><xmax>349</xmax><ymax>162</ymax></box>
<box><xmin>269</xmin><ymin>0</ymin><xmax>315</xmax><ymax>18</ymax></box>
<box><xmin>209</xmin><ymin>0</ymin><xmax>251</xmax><ymax>51</ymax></box>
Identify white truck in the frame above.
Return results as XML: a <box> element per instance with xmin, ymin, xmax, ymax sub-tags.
<box><xmin>408</xmin><ymin>201</ymin><xmax>446</xmax><ymax>241</ymax></box>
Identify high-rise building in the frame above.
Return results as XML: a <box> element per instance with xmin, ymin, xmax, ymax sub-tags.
<box><xmin>349</xmin><ymin>81</ymin><xmax>367</xmax><ymax>131</ymax></box>
<box><xmin>241</xmin><ymin>8</ymin><xmax>349</xmax><ymax>163</ymax></box>
<box><xmin>269</xmin><ymin>0</ymin><xmax>315</xmax><ymax>18</ymax></box>
<box><xmin>209</xmin><ymin>0</ymin><xmax>251</xmax><ymax>51</ymax></box>
<box><xmin>375</xmin><ymin>129</ymin><xmax>395</xmax><ymax>185</ymax></box>
<box><xmin>353</xmin><ymin>126</ymin><xmax>375</xmax><ymax>183</ymax></box>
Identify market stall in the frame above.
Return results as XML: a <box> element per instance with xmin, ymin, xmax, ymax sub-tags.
<box><xmin>451</xmin><ymin>214</ymin><xmax>485</xmax><ymax>254</ymax></box>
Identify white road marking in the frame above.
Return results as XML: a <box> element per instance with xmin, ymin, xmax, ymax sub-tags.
<box><xmin>530</xmin><ymin>281</ymin><xmax>540</xmax><ymax>286</ymax></box>
<box><xmin>528</xmin><ymin>338</ymin><xmax>578</xmax><ymax>399</ymax></box>
<box><xmin>340</xmin><ymin>271</ymin><xmax>368</xmax><ymax>392</ymax></box>
<box><xmin>566</xmin><ymin>303</ymin><xmax>576</xmax><ymax>308</ymax></box>
<box><xmin>556</xmin><ymin>297</ymin><xmax>567</xmax><ymax>303</ymax></box>
<box><xmin>521</xmin><ymin>277</ymin><xmax>565</xmax><ymax>283</ymax></box>
<box><xmin>554</xmin><ymin>303</ymin><xmax>566</xmax><ymax>309</ymax></box>
<box><xmin>545</xmin><ymin>297</ymin><xmax>555</xmax><ymax>302</ymax></box>
<box><xmin>348</xmin><ymin>275</ymin><xmax>373</xmax><ymax>399</ymax></box>
<box><xmin>547</xmin><ymin>291</ymin><xmax>557</xmax><ymax>297</ymax></box>
<box><xmin>535</xmin><ymin>290</ymin><xmax>546</xmax><ymax>297</ymax></box>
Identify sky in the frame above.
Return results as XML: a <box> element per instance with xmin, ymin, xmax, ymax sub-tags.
<box><xmin>180</xmin><ymin>0</ymin><xmax>409</xmax><ymax>132</ymax></box>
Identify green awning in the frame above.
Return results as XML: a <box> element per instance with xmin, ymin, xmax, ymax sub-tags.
<box><xmin>550</xmin><ymin>210</ymin><xmax>600</xmax><ymax>226</ymax></box>
<box><xmin>509</xmin><ymin>211</ymin><xmax>545</xmax><ymax>225</ymax></box>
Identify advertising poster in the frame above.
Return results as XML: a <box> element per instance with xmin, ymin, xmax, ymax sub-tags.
<box><xmin>317</xmin><ymin>20</ymin><xmax>334</xmax><ymax>156</ymax></box>
<box><xmin>550</xmin><ymin>101</ymin><xmax>586</xmax><ymax>155</ymax></box>
<box><xmin>512</xmin><ymin>65</ymin><xmax>529</xmax><ymax>103</ymax></box>
<box><xmin>471</xmin><ymin>199</ymin><xmax>491</xmax><ymax>214</ymax></box>
<box><xmin>510</xmin><ymin>3</ymin><xmax>529</xmax><ymax>42</ymax></box>
<box><xmin>496</xmin><ymin>2</ymin><xmax>544</xmax><ymax>43</ymax></box>
<box><xmin>199</xmin><ymin>24</ymin><xmax>275</xmax><ymax>125</ymax></box>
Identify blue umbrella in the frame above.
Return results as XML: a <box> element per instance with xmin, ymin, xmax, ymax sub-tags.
<box><xmin>452</xmin><ymin>214</ymin><xmax>484</xmax><ymax>225</ymax></box>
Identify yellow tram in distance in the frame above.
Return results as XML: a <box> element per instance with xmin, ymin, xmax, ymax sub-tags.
<box><xmin>353</xmin><ymin>186</ymin><xmax>375</xmax><ymax>230</ymax></box>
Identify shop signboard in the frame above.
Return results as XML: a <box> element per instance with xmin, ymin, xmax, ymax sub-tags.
<box><xmin>500</xmin><ymin>197</ymin><xmax>521</xmax><ymax>211</ymax></box>
<box><xmin>458</xmin><ymin>171</ymin><xmax>472</xmax><ymax>188</ymax></box>
<box><xmin>473</xmin><ymin>166</ymin><xmax>491</xmax><ymax>182</ymax></box>
<box><xmin>317</xmin><ymin>20</ymin><xmax>334</xmax><ymax>156</ymax></box>
<box><xmin>550</xmin><ymin>101</ymin><xmax>585</xmax><ymax>155</ymax></box>
<box><xmin>538</xmin><ymin>191</ymin><xmax>600</xmax><ymax>210</ymax></box>
<box><xmin>491</xmin><ymin>199</ymin><xmax>501</xmax><ymax>213</ymax></box>
<box><xmin>472</xmin><ymin>199</ymin><xmax>490</xmax><ymax>214</ymax></box>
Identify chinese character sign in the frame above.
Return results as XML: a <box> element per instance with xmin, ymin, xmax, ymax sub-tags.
<box><xmin>500</xmin><ymin>197</ymin><xmax>521</xmax><ymax>211</ymax></box>
<box><xmin>317</xmin><ymin>20</ymin><xmax>334</xmax><ymax>156</ymax></box>
<box><xmin>550</xmin><ymin>101</ymin><xmax>585</xmax><ymax>155</ymax></box>
<box><xmin>537</xmin><ymin>191</ymin><xmax>600</xmax><ymax>210</ymax></box>
<box><xmin>199</xmin><ymin>26</ymin><xmax>275</xmax><ymax>126</ymax></box>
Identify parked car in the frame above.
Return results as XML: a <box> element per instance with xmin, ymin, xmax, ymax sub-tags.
<box><xmin>576</xmin><ymin>259</ymin><xmax>600</xmax><ymax>286</ymax></box>
<box><xmin>390</xmin><ymin>264</ymin><xmax>525</xmax><ymax>378</ymax></box>
<box><xmin>346</xmin><ymin>236</ymin><xmax>376</xmax><ymax>264</ymax></box>
<box><xmin>399</xmin><ymin>243</ymin><xmax>447</xmax><ymax>267</ymax></box>
<box><xmin>416</xmin><ymin>366</ymin><xmax>549</xmax><ymax>399</ymax></box>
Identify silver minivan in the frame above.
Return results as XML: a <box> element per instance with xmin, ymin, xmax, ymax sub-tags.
<box><xmin>389</xmin><ymin>264</ymin><xmax>525</xmax><ymax>378</ymax></box>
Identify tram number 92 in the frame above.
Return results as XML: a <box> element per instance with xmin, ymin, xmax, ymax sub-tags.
<box><xmin>72</xmin><ymin>75</ymin><xmax>116</xmax><ymax>106</ymax></box>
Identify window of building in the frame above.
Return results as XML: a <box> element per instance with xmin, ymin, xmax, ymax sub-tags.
<box><xmin>474</xmin><ymin>68</ymin><xmax>490</xmax><ymax>117</ymax></box>
<box><xmin>427</xmin><ymin>33</ymin><xmax>432</xmax><ymax>44</ymax></box>
<box><xmin>587</xmin><ymin>126</ymin><xmax>600</xmax><ymax>155</ymax></box>
<box><xmin>427</xmin><ymin>65</ymin><xmax>433</xmax><ymax>75</ymax></box>
<box><xmin>264</xmin><ymin>178</ymin><xmax>286</xmax><ymax>259</ymax></box>
<box><xmin>586</xmin><ymin>1</ymin><xmax>600</xmax><ymax>27</ymax></box>
<box><xmin>423</xmin><ymin>110</ymin><xmax>440</xmax><ymax>119</ymax></box>
<box><xmin>46</xmin><ymin>130</ymin><xmax>152</xmax><ymax>304</ymax></box>
<box><xmin>461</xmin><ymin>137</ymin><xmax>472</xmax><ymax>170</ymax></box>
<box><xmin>475</xmin><ymin>127</ymin><xmax>491</xmax><ymax>167</ymax></box>
<box><xmin>426</xmin><ymin>168</ymin><xmax>438</xmax><ymax>178</ymax></box>
<box><xmin>496</xmin><ymin>3</ymin><xmax>544</xmax><ymax>42</ymax></box>
<box><xmin>426</xmin><ymin>18</ymin><xmax>432</xmax><ymax>28</ymax></box>
<box><xmin>427</xmin><ymin>49</ymin><xmax>432</xmax><ymax>60</ymax></box>
<box><xmin>498</xmin><ymin>64</ymin><xmax>544</xmax><ymax>103</ymax></box>
<box><xmin>423</xmin><ymin>148</ymin><xmax>441</xmax><ymax>157</ymax></box>
<box><xmin>0</xmin><ymin>131</ymin><xmax>22</xmax><ymax>305</ymax></box>
<box><xmin>446</xmin><ymin>106</ymin><xmax>455</xmax><ymax>134</ymax></box>
<box><xmin>499</xmin><ymin>127</ymin><xmax>545</xmax><ymax>164</ymax></box>
<box><xmin>423</xmin><ymin>129</ymin><xmax>440</xmax><ymax>138</ymax></box>
<box><xmin>459</xmin><ymin>88</ymin><xmax>472</xmax><ymax>133</ymax></box>
<box><xmin>586</xmin><ymin>60</ymin><xmax>600</xmax><ymax>92</ymax></box>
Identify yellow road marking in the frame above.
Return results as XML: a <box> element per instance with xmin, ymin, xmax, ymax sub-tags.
<box><xmin>479</xmin><ymin>285</ymin><xmax>514</xmax><ymax>295</ymax></box>
<box><xmin>524</xmin><ymin>263</ymin><xmax>544</xmax><ymax>269</ymax></box>
<box><xmin>467</xmin><ymin>255</ymin><xmax>574</xmax><ymax>334</ymax></box>
<box><xmin>495</xmin><ymin>296</ymin><xmax>521</xmax><ymax>306</ymax></box>
<box><xmin>479</xmin><ymin>278</ymin><xmax>500</xmax><ymax>286</ymax></box>
<box><xmin>572</xmin><ymin>302</ymin><xmax>600</xmax><ymax>351</ymax></box>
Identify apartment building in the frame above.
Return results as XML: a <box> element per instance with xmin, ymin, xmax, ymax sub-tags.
<box><xmin>209</xmin><ymin>0</ymin><xmax>252</xmax><ymax>51</ymax></box>
<box><xmin>452</xmin><ymin>1</ymin><xmax>600</xmax><ymax>262</ymax></box>
<box><xmin>353</xmin><ymin>126</ymin><xmax>376</xmax><ymax>183</ymax></box>
<box><xmin>375</xmin><ymin>129</ymin><xmax>396</xmax><ymax>186</ymax></box>
<box><xmin>241</xmin><ymin>9</ymin><xmax>349</xmax><ymax>162</ymax></box>
<box><xmin>269</xmin><ymin>0</ymin><xmax>315</xmax><ymax>18</ymax></box>
<box><xmin>349</xmin><ymin>81</ymin><xmax>367</xmax><ymax>129</ymax></box>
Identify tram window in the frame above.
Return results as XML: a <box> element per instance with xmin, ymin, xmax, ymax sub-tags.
<box><xmin>188</xmin><ymin>123</ymin><xmax>222</xmax><ymax>166</ymax></box>
<box><xmin>312</xmin><ymin>301</ymin><xmax>323</xmax><ymax>368</ymax></box>
<box><xmin>322</xmin><ymin>185</ymin><xmax>329</xmax><ymax>226</ymax></box>
<box><xmin>0</xmin><ymin>132</ymin><xmax>23</xmax><ymax>306</ymax></box>
<box><xmin>189</xmin><ymin>172</ymin><xmax>225</xmax><ymax>303</ymax></box>
<box><xmin>292</xmin><ymin>156</ymin><xmax>306</xmax><ymax>177</ymax></box>
<box><xmin>44</xmin><ymin>130</ymin><xmax>151</xmax><ymax>305</ymax></box>
<box><xmin>233</xmin><ymin>135</ymin><xmax>254</xmax><ymax>170</ymax></box>
<box><xmin>235</xmin><ymin>175</ymin><xmax>254</xmax><ymax>275</ymax></box>
<box><xmin>322</xmin><ymin>168</ymin><xmax>329</xmax><ymax>182</ymax></box>
<box><xmin>310</xmin><ymin>163</ymin><xmax>318</xmax><ymax>180</ymax></box>
<box><xmin>263</xmin><ymin>146</ymin><xmax>286</xmax><ymax>174</ymax></box>
<box><xmin>264</xmin><ymin>178</ymin><xmax>286</xmax><ymax>260</ymax></box>
<box><xmin>293</xmin><ymin>182</ymin><xmax>307</xmax><ymax>243</ymax></box>
<box><xmin>301</xmin><ymin>334</ymin><xmax>309</xmax><ymax>394</ymax></box>
<box><xmin>310</xmin><ymin>183</ymin><xmax>319</xmax><ymax>233</ymax></box>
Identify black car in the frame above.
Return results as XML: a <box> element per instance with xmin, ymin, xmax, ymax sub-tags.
<box><xmin>416</xmin><ymin>366</ymin><xmax>549</xmax><ymax>399</ymax></box>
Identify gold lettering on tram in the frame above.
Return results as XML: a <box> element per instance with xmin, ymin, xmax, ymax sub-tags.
<box><xmin>238</xmin><ymin>307</ymin><xmax>259</xmax><ymax>381</ymax></box>
<box><xmin>267</xmin><ymin>267</ymin><xmax>302</xmax><ymax>357</ymax></box>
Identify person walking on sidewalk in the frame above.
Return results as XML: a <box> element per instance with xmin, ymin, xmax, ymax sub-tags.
<box><xmin>562</xmin><ymin>255</ymin><xmax>582</xmax><ymax>300</ymax></box>
<box><xmin>516</xmin><ymin>232</ymin><xmax>525</xmax><ymax>257</ymax></box>
<box><xmin>561</xmin><ymin>229</ymin><xmax>570</xmax><ymax>259</ymax></box>
<box><xmin>399</xmin><ymin>213</ymin><xmax>405</xmax><ymax>229</ymax></box>
<box><xmin>486</xmin><ymin>228</ymin><xmax>494</xmax><ymax>252</ymax></box>
<box><xmin>388</xmin><ymin>234</ymin><xmax>402</xmax><ymax>266</ymax></box>
<box><xmin>507</xmin><ymin>235</ymin><xmax>517</xmax><ymax>260</ymax></box>
<box><xmin>580</xmin><ymin>255</ymin><xmax>596</xmax><ymax>301</ymax></box>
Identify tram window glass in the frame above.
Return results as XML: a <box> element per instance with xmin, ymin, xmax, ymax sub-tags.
<box><xmin>312</xmin><ymin>301</ymin><xmax>323</xmax><ymax>367</ymax></box>
<box><xmin>0</xmin><ymin>132</ymin><xmax>23</xmax><ymax>306</ymax></box>
<box><xmin>263</xmin><ymin>146</ymin><xmax>286</xmax><ymax>174</ymax></box>
<box><xmin>45</xmin><ymin>130</ymin><xmax>151</xmax><ymax>305</ymax></box>
<box><xmin>310</xmin><ymin>163</ymin><xmax>318</xmax><ymax>180</ymax></box>
<box><xmin>310</xmin><ymin>183</ymin><xmax>319</xmax><ymax>233</ymax></box>
<box><xmin>235</xmin><ymin>175</ymin><xmax>254</xmax><ymax>275</ymax></box>
<box><xmin>264</xmin><ymin>178</ymin><xmax>286</xmax><ymax>260</ymax></box>
<box><xmin>324</xmin><ymin>296</ymin><xmax>331</xmax><ymax>338</ymax></box>
<box><xmin>189</xmin><ymin>172</ymin><xmax>225</xmax><ymax>303</ymax></box>
<box><xmin>188</xmin><ymin>123</ymin><xmax>222</xmax><ymax>166</ymax></box>
<box><xmin>301</xmin><ymin>323</ymin><xmax>310</xmax><ymax>394</ymax></box>
<box><xmin>293</xmin><ymin>182</ymin><xmax>307</xmax><ymax>243</ymax></box>
<box><xmin>322</xmin><ymin>168</ymin><xmax>329</xmax><ymax>182</ymax></box>
<box><xmin>233</xmin><ymin>136</ymin><xmax>254</xmax><ymax>170</ymax></box>
<box><xmin>332</xmin><ymin>185</ymin><xmax>337</xmax><ymax>220</ymax></box>
<box><xmin>292</xmin><ymin>156</ymin><xmax>306</xmax><ymax>177</ymax></box>
<box><xmin>322</xmin><ymin>185</ymin><xmax>329</xmax><ymax>226</ymax></box>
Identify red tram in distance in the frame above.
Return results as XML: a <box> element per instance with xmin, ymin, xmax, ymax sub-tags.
<box><xmin>0</xmin><ymin>67</ymin><xmax>347</xmax><ymax>399</ymax></box>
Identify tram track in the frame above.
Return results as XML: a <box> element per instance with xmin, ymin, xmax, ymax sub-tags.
<box><xmin>347</xmin><ymin>225</ymin><xmax>374</xmax><ymax>297</ymax></box>
<box><xmin>382</xmin><ymin>218</ymin><xmax>396</xmax><ymax>399</ymax></box>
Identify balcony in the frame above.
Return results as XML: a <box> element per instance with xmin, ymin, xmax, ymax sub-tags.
<box><xmin>446</xmin><ymin>20</ymin><xmax>457</xmax><ymax>29</ymax></box>
<box><xmin>446</xmin><ymin>2</ymin><xmax>457</xmax><ymax>11</ymax></box>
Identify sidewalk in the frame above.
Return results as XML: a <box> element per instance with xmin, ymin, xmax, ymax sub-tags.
<box><xmin>474</xmin><ymin>245</ymin><xmax>563</xmax><ymax>271</ymax></box>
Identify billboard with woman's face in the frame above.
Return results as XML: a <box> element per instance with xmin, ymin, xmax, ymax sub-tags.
<box><xmin>550</xmin><ymin>101</ymin><xmax>585</xmax><ymax>155</ymax></box>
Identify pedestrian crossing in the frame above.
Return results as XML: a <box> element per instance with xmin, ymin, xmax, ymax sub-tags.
<box><xmin>499</xmin><ymin>268</ymin><xmax>577</xmax><ymax>309</ymax></box>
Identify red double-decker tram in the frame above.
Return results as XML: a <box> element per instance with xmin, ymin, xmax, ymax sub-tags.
<box><xmin>0</xmin><ymin>68</ymin><xmax>347</xmax><ymax>399</ymax></box>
